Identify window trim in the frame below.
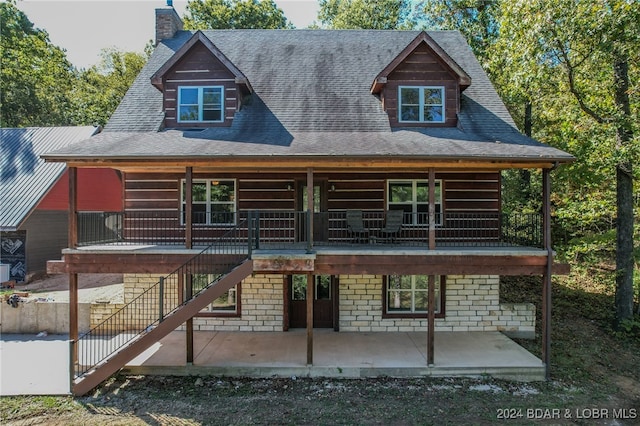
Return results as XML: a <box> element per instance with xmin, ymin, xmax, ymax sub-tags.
<box><xmin>398</xmin><ymin>86</ymin><xmax>445</xmax><ymax>123</ymax></box>
<box><xmin>180</xmin><ymin>179</ymin><xmax>237</xmax><ymax>226</ymax></box>
<box><xmin>192</xmin><ymin>274</ymin><xmax>241</xmax><ymax>318</ymax></box>
<box><xmin>177</xmin><ymin>86</ymin><xmax>224</xmax><ymax>123</ymax></box>
<box><xmin>383</xmin><ymin>275</ymin><xmax>446</xmax><ymax>319</ymax></box>
<box><xmin>387</xmin><ymin>179</ymin><xmax>443</xmax><ymax>225</ymax></box>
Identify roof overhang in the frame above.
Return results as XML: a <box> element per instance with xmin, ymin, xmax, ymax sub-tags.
<box><xmin>43</xmin><ymin>155</ymin><xmax>573</xmax><ymax>173</ymax></box>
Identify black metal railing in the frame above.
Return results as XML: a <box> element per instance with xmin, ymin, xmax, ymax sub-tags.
<box><xmin>73</xmin><ymin>220</ymin><xmax>252</xmax><ymax>378</ymax></box>
<box><xmin>76</xmin><ymin>210</ymin><xmax>543</xmax><ymax>250</ymax></box>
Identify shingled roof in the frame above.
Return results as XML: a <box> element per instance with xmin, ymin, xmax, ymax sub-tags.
<box><xmin>43</xmin><ymin>30</ymin><xmax>573</xmax><ymax>165</ymax></box>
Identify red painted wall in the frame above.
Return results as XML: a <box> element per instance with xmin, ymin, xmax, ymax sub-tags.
<box><xmin>37</xmin><ymin>168</ymin><xmax>122</xmax><ymax>211</ymax></box>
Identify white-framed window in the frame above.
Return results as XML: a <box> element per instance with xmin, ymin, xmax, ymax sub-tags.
<box><xmin>399</xmin><ymin>86</ymin><xmax>445</xmax><ymax>123</ymax></box>
<box><xmin>192</xmin><ymin>273</ymin><xmax>239</xmax><ymax>315</ymax></box>
<box><xmin>178</xmin><ymin>86</ymin><xmax>224</xmax><ymax>122</ymax></box>
<box><xmin>387</xmin><ymin>180</ymin><xmax>442</xmax><ymax>225</ymax></box>
<box><xmin>181</xmin><ymin>179</ymin><xmax>236</xmax><ymax>225</ymax></box>
<box><xmin>384</xmin><ymin>275</ymin><xmax>443</xmax><ymax>315</ymax></box>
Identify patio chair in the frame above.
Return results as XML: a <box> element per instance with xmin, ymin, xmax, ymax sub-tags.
<box><xmin>378</xmin><ymin>209</ymin><xmax>404</xmax><ymax>243</ymax></box>
<box><xmin>346</xmin><ymin>210</ymin><xmax>370</xmax><ymax>243</ymax></box>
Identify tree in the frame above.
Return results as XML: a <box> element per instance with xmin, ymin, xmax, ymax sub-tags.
<box><xmin>420</xmin><ymin>0</ymin><xmax>499</xmax><ymax>63</ymax></box>
<box><xmin>183</xmin><ymin>0</ymin><xmax>293</xmax><ymax>30</ymax></box>
<box><xmin>0</xmin><ymin>0</ymin><xmax>75</xmax><ymax>127</ymax></box>
<box><xmin>493</xmin><ymin>0</ymin><xmax>639</xmax><ymax>324</ymax></box>
<box><xmin>317</xmin><ymin>0</ymin><xmax>417</xmax><ymax>29</ymax></box>
<box><xmin>70</xmin><ymin>47</ymin><xmax>150</xmax><ymax>126</ymax></box>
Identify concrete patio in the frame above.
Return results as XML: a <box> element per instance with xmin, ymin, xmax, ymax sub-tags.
<box><xmin>123</xmin><ymin>330</ymin><xmax>544</xmax><ymax>381</ymax></box>
<box><xmin>1</xmin><ymin>330</ymin><xmax>544</xmax><ymax>396</ymax></box>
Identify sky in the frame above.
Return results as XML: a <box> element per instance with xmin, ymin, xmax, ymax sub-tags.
<box><xmin>15</xmin><ymin>0</ymin><xmax>320</xmax><ymax>69</ymax></box>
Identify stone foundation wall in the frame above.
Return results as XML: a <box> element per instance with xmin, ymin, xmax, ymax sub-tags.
<box><xmin>91</xmin><ymin>273</ymin><xmax>535</xmax><ymax>337</ymax></box>
<box><xmin>193</xmin><ymin>274</ymin><xmax>284</xmax><ymax>332</ymax></box>
<box><xmin>338</xmin><ymin>274</ymin><xmax>535</xmax><ymax>337</ymax></box>
<box><xmin>90</xmin><ymin>274</ymin><xmax>175</xmax><ymax>329</ymax></box>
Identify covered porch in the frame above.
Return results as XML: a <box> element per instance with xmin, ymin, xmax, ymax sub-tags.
<box><xmin>121</xmin><ymin>330</ymin><xmax>545</xmax><ymax>381</ymax></box>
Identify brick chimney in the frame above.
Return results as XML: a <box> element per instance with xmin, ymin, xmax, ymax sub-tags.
<box><xmin>155</xmin><ymin>1</ymin><xmax>183</xmax><ymax>45</ymax></box>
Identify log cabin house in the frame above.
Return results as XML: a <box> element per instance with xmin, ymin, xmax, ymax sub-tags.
<box><xmin>43</xmin><ymin>5</ymin><xmax>574</xmax><ymax>395</ymax></box>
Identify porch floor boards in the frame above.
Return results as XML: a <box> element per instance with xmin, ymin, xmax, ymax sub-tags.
<box><xmin>121</xmin><ymin>331</ymin><xmax>545</xmax><ymax>381</ymax></box>
<box><xmin>69</xmin><ymin>243</ymin><xmax>546</xmax><ymax>256</ymax></box>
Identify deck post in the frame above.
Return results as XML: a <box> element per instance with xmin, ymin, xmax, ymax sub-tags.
<box><xmin>69</xmin><ymin>272</ymin><xmax>78</xmax><ymax>381</ymax></box>
<box><xmin>306</xmin><ymin>168</ymin><xmax>314</xmax><ymax>252</ymax></box>
<box><xmin>185</xmin><ymin>273</ymin><xmax>194</xmax><ymax>363</ymax></box>
<box><xmin>306</xmin><ymin>273</ymin><xmax>313</xmax><ymax>365</ymax></box>
<box><xmin>542</xmin><ymin>168</ymin><xmax>552</xmax><ymax>379</ymax></box>
<box><xmin>247</xmin><ymin>211</ymin><xmax>253</xmax><ymax>256</ymax></box>
<box><xmin>427</xmin><ymin>274</ymin><xmax>435</xmax><ymax>365</ymax></box>
<box><xmin>185</xmin><ymin>167</ymin><xmax>193</xmax><ymax>249</ymax></box>
<box><xmin>159</xmin><ymin>277</ymin><xmax>165</xmax><ymax>322</ymax></box>
<box><xmin>69</xmin><ymin>167</ymin><xmax>78</xmax><ymax>248</ymax></box>
<box><xmin>68</xmin><ymin>167</ymin><xmax>79</xmax><ymax>384</ymax></box>
<box><xmin>428</xmin><ymin>168</ymin><xmax>436</xmax><ymax>250</ymax></box>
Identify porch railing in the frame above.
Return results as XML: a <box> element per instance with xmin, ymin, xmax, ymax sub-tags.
<box><xmin>73</xmin><ymin>219</ymin><xmax>252</xmax><ymax>378</ymax></box>
<box><xmin>76</xmin><ymin>210</ymin><xmax>543</xmax><ymax>250</ymax></box>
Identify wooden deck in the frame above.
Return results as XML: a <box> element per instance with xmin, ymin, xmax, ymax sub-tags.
<box><xmin>48</xmin><ymin>243</ymin><xmax>568</xmax><ymax>276</ymax></box>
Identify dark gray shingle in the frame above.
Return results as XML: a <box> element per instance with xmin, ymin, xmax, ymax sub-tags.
<box><xmin>54</xmin><ymin>30</ymin><xmax>572</xmax><ymax>163</ymax></box>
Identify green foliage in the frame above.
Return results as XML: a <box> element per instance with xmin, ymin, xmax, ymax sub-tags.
<box><xmin>614</xmin><ymin>316</ymin><xmax>640</xmax><ymax>341</ymax></box>
<box><xmin>69</xmin><ymin>48</ymin><xmax>149</xmax><ymax>126</ymax></box>
<box><xmin>317</xmin><ymin>0</ymin><xmax>416</xmax><ymax>29</ymax></box>
<box><xmin>0</xmin><ymin>0</ymin><xmax>75</xmax><ymax>126</ymax></box>
<box><xmin>420</xmin><ymin>0</ymin><xmax>500</xmax><ymax>63</ymax></box>
<box><xmin>0</xmin><ymin>1</ymin><xmax>149</xmax><ymax>128</ymax></box>
<box><xmin>183</xmin><ymin>0</ymin><xmax>293</xmax><ymax>29</ymax></box>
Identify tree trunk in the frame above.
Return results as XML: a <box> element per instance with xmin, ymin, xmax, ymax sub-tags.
<box><xmin>616</xmin><ymin>164</ymin><xmax>634</xmax><ymax>323</ymax></box>
<box><xmin>612</xmin><ymin>54</ymin><xmax>635</xmax><ymax>325</ymax></box>
<box><xmin>519</xmin><ymin>101</ymin><xmax>532</xmax><ymax>202</ymax></box>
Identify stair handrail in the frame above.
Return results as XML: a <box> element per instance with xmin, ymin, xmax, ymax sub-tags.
<box><xmin>73</xmin><ymin>218</ymin><xmax>256</xmax><ymax>379</ymax></box>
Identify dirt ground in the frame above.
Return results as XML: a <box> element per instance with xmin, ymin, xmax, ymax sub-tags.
<box><xmin>2</xmin><ymin>275</ymin><xmax>639</xmax><ymax>425</ymax></box>
<box><xmin>15</xmin><ymin>273</ymin><xmax>124</xmax><ymax>303</ymax></box>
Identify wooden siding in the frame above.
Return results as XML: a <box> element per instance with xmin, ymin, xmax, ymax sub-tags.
<box><xmin>440</xmin><ymin>172</ymin><xmax>500</xmax><ymax>213</ymax></box>
<box><xmin>124</xmin><ymin>172</ymin><xmax>499</xmax><ymax>213</ymax></box>
<box><xmin>162</xmin><ymin>42</ymin><xmax>238</xmax><ymax>129</ymax></box>
<box><xmin>383</xmin><ymin>44</ymin><xmax>459</xmax><ymax>127</ymax></box>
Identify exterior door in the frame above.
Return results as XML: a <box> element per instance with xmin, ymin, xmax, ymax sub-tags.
<box><xmin>289</xmin><ymin>275</ymin><xmax>334</xmax><ymax>328</ymax></box>
<box><xmin>300</xmin><ymin>183</ymin><xmax>328</xmax><ymax>242</ymax></box>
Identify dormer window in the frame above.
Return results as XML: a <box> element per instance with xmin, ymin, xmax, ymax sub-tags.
<box><xmin>399</xmin><ymin>86</ymin><xmax>445</xmax><ymax>123</ymax></box>
<box><xmin>178</xmin><ymin>86</ymin><xmax>224</xmax><ymax>123</ymax></box>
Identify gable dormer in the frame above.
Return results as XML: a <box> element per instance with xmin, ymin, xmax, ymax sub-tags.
<box><xmin>151</xmin><ymin>31</ymin><xmax>252</xmax><ymax>129</ymax></box>
<box><xmin>371</xmin><ymin>32</ymin><xmax>471</xmax><ymax>128</ymax></box>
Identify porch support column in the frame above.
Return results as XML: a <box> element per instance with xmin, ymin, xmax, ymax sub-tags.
<box><xmin>427</xmin><ymin>274</ymin><xmax>435</xmax><ymax>366</ymax></box>
<box><xmin>428</xmin><ymin>168</ymin><xmax>436</xmax><ymax>250</ymax></box>
<box><xmin>542</xmin><ymin>168</ymin><xmax>552</xmax><ymax>379</ymax></box>
<box><xmin>185</xmin><ymin>167</ymin><xmax>193</xmax><ymax>249</ymax></box>
<box><xmin>69</xmin><ymin>167</ymin><xmax>78</xmax><ymax>249</ymax></box>
<box><xmin>306</xmin><ymin>168</ymin><xmax>314</xmax><ymax>251</ymax></box>
<box><xmin>185</xmin><ymin>273</ymin><xmax>194</xmax><ymax>363</ymax></box>
<box><xmin>306</xmin><ymin>272</ymin><xmax>313</xmax><ymax>365</ymax></box>
<box><xmin>185</xmin><ymin>168</ymin><xmax>194</xmax><ymax>363</ymax></box>
<box><xmin>68</xmin><ymin>167</ymin><xmax>79</xmax><ymax>381</ymax></box>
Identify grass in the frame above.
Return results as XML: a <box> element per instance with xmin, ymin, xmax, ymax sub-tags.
<box><xmin>1</xmin><ymin>265</ymin><xmax>639</xmax><ymax>425</ymax></box>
